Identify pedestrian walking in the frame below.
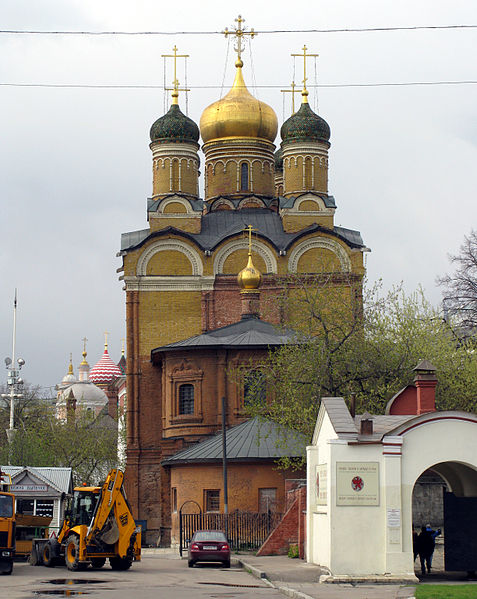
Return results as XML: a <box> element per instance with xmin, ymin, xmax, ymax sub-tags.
<box><xmin>417</xmin><ymin>525</ymin><xmax>435</xmax><ymax>575</ymax></box>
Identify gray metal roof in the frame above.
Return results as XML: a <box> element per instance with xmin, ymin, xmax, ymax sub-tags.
<box><xmin>162</xmin><ymin>417</ymin><xmax>308</xmax><ymax>465</ymax></box>
<box><xmin>121</xmin><ymin>208</ymin><xmax>365</xmax><ymax>254</ymax></box>
<box><xmin>152</xmin><ymin>317</ymin><xmax>295</xmax><ymax>355</ymax></box>
<box><xmin>148</xmin><ymin>195</ymin><xmax>204</xmax><ymax>213</ymax></box>
<box><xmin>1</xmin><ymin>466</ymin><xmax>73</xmax><ymax>494</ymax></box>
<box><xmin>279</xmin><ymin>193</ymin><xmax>336</xmax><ymax>210</ymax></box>
<box><xmin>322</xmin><ymin>398</ymin><xmax>358</xmax><ymax>438</ymax></box>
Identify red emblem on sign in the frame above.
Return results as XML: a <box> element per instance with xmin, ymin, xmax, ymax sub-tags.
<box><xmin>351</xmin><ymin>476</ymin><xmax>364</xmax><ymax>492</ymax></box>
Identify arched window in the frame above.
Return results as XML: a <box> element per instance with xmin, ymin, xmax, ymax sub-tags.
<box><xmin>243</xmin><ymin>371</ymin><xmax>266</xmax><ymax>406</ymax></box>
<box><xmin>240</xmin><ymin>162</ymin><xmax>249</xmax><ymax>191</ymax></box>
<box><xmin>179</xmin><ymin>384</ymin><xmax>194</xmax><ymax>414</ymax></box>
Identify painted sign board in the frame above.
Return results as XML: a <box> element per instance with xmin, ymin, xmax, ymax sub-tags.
<box><xmin>336</xmin><ymin>462</ymin><xmax>379</xmax><ymax>506</ymax></box>
<box><xmin>11</xmin><ymin>484</ymin><xmax>48</xmax><ymax>492</ymax></box>
<box><xmin>316</xmin><ymin>464</ymin><xmax>327</xmax><ymax>506</ymax></box>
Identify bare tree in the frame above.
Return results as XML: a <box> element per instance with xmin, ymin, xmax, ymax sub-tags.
<box><xmin>438</xmin><ymin>230</ymin><xmax>477</xmax><ymax>332</ymax></box>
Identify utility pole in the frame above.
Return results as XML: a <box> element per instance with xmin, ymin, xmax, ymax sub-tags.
<box><xmin>221</xmin><ymin>396</ymin><xmax>229</xmax><ymax>538</ymax></box>
<box><xmin>2</xmin><ymin>289</ymin><xmax>26</xmax><ymax>462</ymax></box>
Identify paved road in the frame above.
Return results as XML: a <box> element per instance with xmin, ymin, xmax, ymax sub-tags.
<box><xmin>8</xmin><ymin>555</ymin><xmax>281</xmax><ymax>599</ymax></box>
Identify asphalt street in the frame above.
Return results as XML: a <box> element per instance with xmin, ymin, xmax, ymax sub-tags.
<box><xmin>7</xmin><ymin>554</ymin><xmax>281</xmax><ymax>599</ymax></box>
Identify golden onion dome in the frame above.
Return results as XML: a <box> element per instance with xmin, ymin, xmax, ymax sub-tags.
<box><xmin>200</xmin><ymin>59</ymin><xmax>278</xmax><ymax>144</ymax></box>
<box><xmin>237</xmin><ymin>253</ymin><xmax>262</xmax><ymax>291</ymax></box>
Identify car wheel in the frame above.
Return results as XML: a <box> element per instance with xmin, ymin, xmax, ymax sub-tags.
<box><xmin>223</xmin><ymin>560</ymin><xmax>230</xmax><ymax>568</ymax></box>
<box><xmin>188</xmin><ymin>560</ymin><xmax>195</xmax><ymax>568</ymax></box>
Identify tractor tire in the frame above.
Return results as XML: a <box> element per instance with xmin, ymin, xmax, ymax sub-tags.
<box><xmin>65</xmin><ymin>535</ymin><xmax>86</xmax><ymax>571</ymax></box>
<box><xmin>0</xmin><ymin>558</ymin><xmax>13</xmax><ymax>575</ymax></box>
<box><xmin>109</xmin><ymin>556</ymin><xmax>133</xmax><ymax>570</ymax></box>
<box><xmin>42</xmin><ymin>543</ymin><xmax>57</xmax><ymax>568</ymax></box>
<box><xmin>90</xmin><ymin>557</ymin><xmax>106</xmax><ymax>569</ymax></box>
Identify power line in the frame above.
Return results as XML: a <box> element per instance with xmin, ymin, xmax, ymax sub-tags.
<box><xmin>0</xmin><ymin>80</ymin><xmax>476</xmax><ymax>90</ymax></box>
<box><xmin>0</xmin><ymin>24</ymin><xmax>476</xmax><ymax>36</ymax></box>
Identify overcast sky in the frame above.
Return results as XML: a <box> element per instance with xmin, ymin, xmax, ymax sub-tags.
<box><xmin>0</xmin><ymin>0</ymin><xmax>476</xmax><ymax>392</ymax></box>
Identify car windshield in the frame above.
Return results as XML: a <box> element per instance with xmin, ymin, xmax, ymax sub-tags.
<box><xmin>0</xmin><ymin>494</ymin><xmax>13</xmax><ymax>518</ymax></box>
<box><xmin>193</xmin><ymin>531</ymin><xmax>226</xmax><ymax>542</ymax></box>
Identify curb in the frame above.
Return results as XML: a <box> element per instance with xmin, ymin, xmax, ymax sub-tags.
<box><xmin>238</xmin><ymin>559</ymin><xmax>316</xmax><ymax>599</ymax></box>
<box><xmin>238</xmin><ymin>559</ymin><xmax>417</xmax><ymax>599</ymax></box>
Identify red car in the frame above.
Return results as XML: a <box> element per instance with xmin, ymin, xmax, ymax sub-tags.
<box><xmin>188</xmin><ymin>530</ymin><xmax>231</xmax><ymax>568</ymax></box>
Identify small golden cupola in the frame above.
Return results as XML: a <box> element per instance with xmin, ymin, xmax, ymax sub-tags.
<box><xmin>237</xmin><ymin>251</ymin><xmax>262</xmax><ymax>291</ymax></box>
<box><xmin>237</xmin><ymin>225</ymin><xmax>262</xmax><ymax>319</ymax></box>
<box><xmin>200</xmin><ymin>16</ymin><xmax>278</xmax><ymax>204</ymax></box>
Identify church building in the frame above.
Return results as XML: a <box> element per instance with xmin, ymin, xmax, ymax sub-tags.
<box><xmin>118</xmin><ymin>19</ymin><xmax>368</xmax><ymax>545</ymax></box>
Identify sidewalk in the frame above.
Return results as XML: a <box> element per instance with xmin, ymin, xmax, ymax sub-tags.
<box><xmin>236</xmin><ymin>555</ymin><xmax>417</xmax><ymax>599</ymax></box>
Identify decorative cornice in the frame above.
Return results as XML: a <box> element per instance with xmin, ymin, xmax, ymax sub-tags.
<box><xmin>123</xmin><ymin>275</ymin><xmax>215</xmax><ymax>292</ymax></box>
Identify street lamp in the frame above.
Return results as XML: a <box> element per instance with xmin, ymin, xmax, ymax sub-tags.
<box><xmin>1</xmin><ymin>290</ymin><xmax>25</xmax><ymax>454</ymax></box>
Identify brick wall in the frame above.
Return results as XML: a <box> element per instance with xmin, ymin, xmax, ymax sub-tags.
<box><xmin>257</xmin><ymin>484</ymin><xmax>306</xmax><ymax>557</ymax></box>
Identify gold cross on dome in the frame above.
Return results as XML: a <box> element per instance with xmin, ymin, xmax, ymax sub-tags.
<box><xmin>223</xmin><ymin>15</ymin><xmax>256</xmax><ymax>63</ymax></box>
<box><xmin>291</xmin><ymin>45</ymin><xmax>319</xmax><ymax>95</ymax></box>
<box><xmin>82</xmin><ymin>337</ymin><xmax>88</xmax><ymax>353</ymax></box>
<box><xmin>104</xmin><ymin>331</ymin><xmax>109</xmax><ymax>349</ymax></box>
<box><xmin>162</xmin><ymin>45</ymin><xmax>190</xmax><ymax>104</ymax></box>
<box><xmin>243</xmin><ymin>224</ymin><xmax>258</xmax><ymax>256</ymax></box>
<box><xmin>281</xmin><ymin>81</ymin><xmax>300</xmax><ymax>114</ymax></box>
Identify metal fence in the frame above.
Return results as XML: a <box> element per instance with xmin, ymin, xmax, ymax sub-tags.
<box><xmin>179</xmin><ymin>510</ymin><xmax>282</xmax><ymax>555</ymax></box>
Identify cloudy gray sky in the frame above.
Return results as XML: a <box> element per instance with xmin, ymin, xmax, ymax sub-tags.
<box><xmin>1</xmin><ymin>0</ymin><xmax>476</xmax><ymax>391</ymax></box>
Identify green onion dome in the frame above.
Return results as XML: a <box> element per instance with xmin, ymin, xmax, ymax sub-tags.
<box><xmin>274</xmin><ymin>148</ymin><xmax>283</xmax><ymax>171</ymax></box>
<box><xmin>280</xmin><ymin>100</ymin><xmax>330</xmax><ymax>144</ymax></box>
<box><xmin>150</xmin><ymin>104</ymin><xmax>200</xmax><ymax>143</ymax></box>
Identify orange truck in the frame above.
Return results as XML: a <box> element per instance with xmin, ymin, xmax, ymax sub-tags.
<box><xmin>0</xmin><ymin>471</ymin><xmax>15</xmax><ymax>575</ymax></box>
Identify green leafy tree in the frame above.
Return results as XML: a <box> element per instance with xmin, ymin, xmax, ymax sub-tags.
<box><xmin>244</xmin><ymin>277</ymin><xmax>477</xmax><ymax>442</ymax></box>
<box><xmin>0</xmin><ymin>384</ymin><xmax>118</xmax><ymax>485</ymax></box>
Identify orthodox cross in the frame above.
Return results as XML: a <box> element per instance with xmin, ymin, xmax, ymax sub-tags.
<box><xmin>280</xmin><ymin>81</ymin><xmax>299</xmax><ymax>114</ymax></box>
<box><xmin>244</xmin><ymin>224</ymin><xmax>258</xmax><ymax>256</ymax></box>
<box><xmin>161</xmin><ymin>45</ymin><xmax>190</xmax><ymax>103</ymax></box>
<box><xmin>223</xmin><ymin>15</ymin><xmax>256</xmax><ymax>62</ymax></box>
<box><xmin>121</xmin><ymin>338</ymin><xmax>125</xmax><ymax>356</ymax></box>
<box><xmin>104</xmin><ymin>330</ymin><xmax>109</xmax><ymax>349</ymax></box>
<box><xmin>81</xmin><ymin>336</ymin><xmax>88</xmax><ymax>362</ymax></box>
<box><xmin>291</xmin><ymin>45</ymin><xmax>319</xmax><ymax>95</ymax></box>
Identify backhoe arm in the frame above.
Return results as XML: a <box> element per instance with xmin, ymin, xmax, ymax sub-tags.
<box><xmin>86</xmin><ymin>469</ymin><xmax>123</xmax><ymax>543</ymax></box>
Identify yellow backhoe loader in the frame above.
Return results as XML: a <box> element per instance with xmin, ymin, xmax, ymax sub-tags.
<box><xmin>32</xmin><ymin>468</ymin><xmax>141</xmax><ymax>571</ymax></box>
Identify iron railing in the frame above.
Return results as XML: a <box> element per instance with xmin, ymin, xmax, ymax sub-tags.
<box><xmin>179</xmin><ymin>509</ymin><xmax>282</xmax><ymax>555</ymax></box>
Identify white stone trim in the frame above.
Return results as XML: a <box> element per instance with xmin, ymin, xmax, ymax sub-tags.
<box><xmin>213</xmin><ymin>239</ymin><xmax>277</xmax><ymax>274</ymax></box>
<box><xmin>288</xmin><ymin>238</ymin><xmax>351</xmax><ymax>273</ymax></box>
<box><xmin>295</xmin><ymin>194</ymin><xmax>326</xmax><ymax>211</ymax></box>
<box><xmin>124</xmin><ymin>276</ymin><xmax>215</xmax><ymax>292</ymax></box>
<box><xmin>159</xmin><ymin>197</ymin><xmax>194</xmax><ymax>214</ymax></box>
<box><xmin>136</xmin><ymin>240</ymin><xmax>204</xmax><ymax>276</ymax></box>
<box><xmin>237</xmin><ymin>196</ymin><xmax>266</xmax><ymax>209</ymax></box>
<box><xmin>211</xmin><ymin>198</ymin><xmax>235</xmax><ymax>210</ymax></box>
